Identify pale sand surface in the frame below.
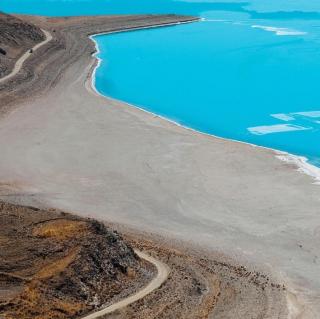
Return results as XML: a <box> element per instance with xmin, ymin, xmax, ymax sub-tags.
<box><xmin>0</xmin><ymin>15</ymin><xmax>319</xmax><ymax>318</ymax></box>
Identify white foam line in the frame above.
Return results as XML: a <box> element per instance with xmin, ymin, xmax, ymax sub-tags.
<box><xmin>88</xmin><ymin>22</ymin><xmax>320</xmax><ymax>186</ymax></box>
<box><xmin>201</xmin><ymin>18</ymin><xmax>231</xmax><ymax>22</ymax></box>
<box><xmin>201</xmin><ymin>18</ymin><xmax>246</xmax><ymax>26</ymax></box>
<box><xmin>252</xmin><ymin>25</ymin><xmax>307</xmax><ymax>36</ymax></box>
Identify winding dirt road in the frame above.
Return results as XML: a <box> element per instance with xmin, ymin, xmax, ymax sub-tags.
<box><xmin>81</xmin><ymin>250</ymin><xmax>170</xmax><ymax>319</ymax></box>
<box><xmin>0</xmin><ymin>29</ymin><xmax>52</xmax><ymax>84</ymax></box>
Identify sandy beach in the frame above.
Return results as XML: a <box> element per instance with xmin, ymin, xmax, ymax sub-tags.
<box><xmin>0</xmin><ymin>14</ymin><xmax>319</xmax><ymax>318</ymax></box>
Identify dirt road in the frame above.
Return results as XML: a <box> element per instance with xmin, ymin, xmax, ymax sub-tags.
<box><xmin>81</xmin><ymin>250</ymin><xmax>170</xmax><ymax>319</ymax></box>
<box><xmin>0</xmin><ymin>29</ymin><xmax>52</xmax><ymax>83</ymax></box>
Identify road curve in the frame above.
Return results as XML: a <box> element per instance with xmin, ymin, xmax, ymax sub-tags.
<box><xmin>81</xmin><ymin>250</ymin><xmax>170</xmax><ymax>319</ymax></box>
<box><xmin>0</xmin><ymin>29</ymin><xmax>52</xmax><ymax>84</ymax></box>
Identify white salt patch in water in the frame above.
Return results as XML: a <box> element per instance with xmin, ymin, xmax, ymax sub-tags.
<box><xmin>293</xmin><ymin>110</ymin><xmax>320</xmax><ymax>118</ymax></box>
<box><xmin>271</xmin><ymin>113</ymin><xmax>295</xmax><ymax>121</ymax></box>
<box><xmin>248</xmin><ymin>124</ymin><xmax>310</xmax><ymax>135</ymax></box>
<box><xmin>252</xmin><ymin>25</ymin><xmax>307</xmax><ymax>36</ymax></box>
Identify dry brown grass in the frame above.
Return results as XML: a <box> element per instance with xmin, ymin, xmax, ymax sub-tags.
<box><xmin>3</xmin><ymin>247</ymin><xmax>84</xmax><ymax>319</ymax></box>
<box><xmin>32</xmin><ymin>219</ymin><xmax>88</xmax><ymax>240</ymax></box>
<box><xmin>1</xmin><ymin>202</ymin><xmax>147</xmax><ymax>319</ymax></box>
<box><xmin>35</xmin><ymin>247</ymin><xmax>79</xmax><ymax>280</ymax></box>
<box><xmin>5</xmin><ymin>282</ymin><xmax>86</xmax><ymax>319</ymax></box>
<box><xmin>2</xmin><ymin>219</ymin><xmax>84</xmax><ymax>319</ymax></box>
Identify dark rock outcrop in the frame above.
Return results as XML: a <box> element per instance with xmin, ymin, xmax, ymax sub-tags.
<box><xmin>0</xmin><ymin>201</ymin><xmax>150</xmax><ymax>319</ymax></box>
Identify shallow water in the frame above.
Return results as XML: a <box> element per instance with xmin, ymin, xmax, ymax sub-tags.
<box><xmin>3</xmin><ymin>0</ymin><xmax>320</xmax><ymax>165</ymax></box>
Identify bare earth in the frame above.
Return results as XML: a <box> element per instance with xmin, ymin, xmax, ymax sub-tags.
<box><xmin>0</xmin><ymin>12</ymin><xmax>45</xmax><ymax>78</ymax></box>
<box><xmin>0</xmin><ymin>201</ymin><xmax>155</xmax><ymax>319</ymax></box>
<box><xmin>0</xmin><ymin>14</ymin><xmax>319</xmax><ymax>318</ymax></box>
<box><xmin>0</xmin><ymin>29</ymin><xmax>52</xmax><ymax>84</ymax></box>
<box><xmin>81</xmin><ymin>250</ymin><xmax>170</xmax><ymax>319</ymax></box>
<box><xmin>0</xmin><ymin>200</ymin><xmax>286</xmax><ymax>319</ymax></box>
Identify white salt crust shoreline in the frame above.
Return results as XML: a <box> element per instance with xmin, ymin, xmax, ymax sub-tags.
<box><xmin>89</xmin><ymin>26</ymin><xmax>320</xmax><ymax>187</ymax></box>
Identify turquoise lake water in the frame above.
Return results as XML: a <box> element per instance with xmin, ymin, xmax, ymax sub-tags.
<box><xmin>3</xmin><ymin>1</ymin><xmax>320</xmax><ymax>165</ymax></box>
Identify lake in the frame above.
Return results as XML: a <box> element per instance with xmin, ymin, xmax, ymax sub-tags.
<box><xmin>3</xmin><ymin>0</ymin><xmax>320</xmax><ymax>165</ymax></box>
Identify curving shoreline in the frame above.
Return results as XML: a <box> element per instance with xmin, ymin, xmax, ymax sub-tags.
<box><xmin>0</xmin><ymin>13</ymin><xmax>319</xmax><ymax>318</ymax></box>
<box><xmin>89</xmin><ymin>32</ymin><xmax>320</xmax><ymax>187</ymax></box>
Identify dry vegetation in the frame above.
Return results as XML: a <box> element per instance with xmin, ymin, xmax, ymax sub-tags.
<box><xmin>0</xmin><ymin>200</ymin><xmax>288</xmax><ymax>319</ymax></box>
<box><xmin>0</xmin><ymin>202</ymin><xmax>154</xmax><ymax>319</ymax></box>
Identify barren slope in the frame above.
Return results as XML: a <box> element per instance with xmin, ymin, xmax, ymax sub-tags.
<box><xmin>0</xmin><ymin>202</ymin><xmax>154</xmax><ymax>319</ymax></box>
<box><xmin>0</xmin><ymin>12</ymin><xmax>45</xmax><ymax>77</ymax></box>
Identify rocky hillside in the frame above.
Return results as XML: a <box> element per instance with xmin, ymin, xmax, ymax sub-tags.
<box><xmin>0</xmin><ymin>12</ymin><xmax>45</xmax><ymax>77</ymax></box>
<box><xmin>0</xmin><ymin>201</ymin><xmax>152</xmax><ymax>319</ymax></box>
